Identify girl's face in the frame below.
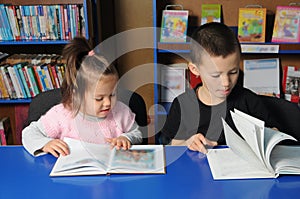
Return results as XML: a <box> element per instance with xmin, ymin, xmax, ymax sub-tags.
<box><xmin>84</xmin><ymin>74</ymin><xmax>118</xmax><ymax>118</ymax></box>
<box><xmin>190</xmin><ymin>52</ymin><xmax>240</xmax><ymax>105</ymax></box>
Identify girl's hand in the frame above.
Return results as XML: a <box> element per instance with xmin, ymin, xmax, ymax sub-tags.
<box><xmin>42</xmin><ymin>139</ymin><xmax>70</xmax><ymax>157</ymax></box>
<box><xmin>106</xmin><ymin>136</ymin><xmax>131</xmax><ymax>150</ymax></box>
<box><xmin>186</xmin><ymin>133</ymin><xmax>218</xmax><ymax>154</ymax></box>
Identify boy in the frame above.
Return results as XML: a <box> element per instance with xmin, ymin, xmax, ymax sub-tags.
<box><xmin>159</xmin><ymin>22</ymin><xmax>279</xmax><ymax>153</ymax></box>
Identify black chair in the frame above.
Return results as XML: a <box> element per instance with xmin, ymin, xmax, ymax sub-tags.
<box><xmin>260</xmin><ymin>95</ymin><xmax>300</xmax><ymax>145</ymax></box>
<box><xmin>25</xmin><ymin>88</ymin><xmax>149</xmax><ymax>144</ymax></box>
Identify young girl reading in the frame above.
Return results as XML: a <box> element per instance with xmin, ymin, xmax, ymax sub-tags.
<box><xmin>22</xmin><ymin>37</ymin><xmax>143</xmax><ymax>157</ymax></box>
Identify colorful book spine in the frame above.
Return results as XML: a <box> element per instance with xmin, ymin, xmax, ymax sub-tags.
<box><xmin>16</xmin><ymin>64</ymin><xmax>31</xmax><ymax>98</ymax></box>
<box><xmin>14</xmin><ymin>5</ymin><xmax>26</xmax><ymax>40</ymax></box>
<box><xmin>25</xmin><ymin>65</ymin><xmax>40</xmax><ymax>96</ymax></box>
<box><xmin>0</xmin><ymin>65</ymin><xmax>16</xmax><ymax>98</ymax></box>
<box><xmin>5</xmin><ymin>5</ymin><xmax>21</xmax><ymax>40</ymax></box>
<box><xmin>33</xmin><ymin>65</ymin><xmax>45</xmax><ymax>92</ymax></box>
<box><xmin>0</xmin><ymin>4</ymin><xmax>14</xmax><ymax>41</ymax></box>
<box><xmin>41</xmin><ymin>64</ymin><xmax>54</xmax><ymax>90</ymax></box>
<box><xmin>13</xmin><ymin>64</ymin><xmax>28</xmax><ymax>98</ymax></box>
<box><xmin>7</xmin><ymin>66</ymin><xmax>23</xmax><ymax>98</ymax></box>
<box><xmin>0</xmin><ymin>71</ymin><xmax>9</xmax><ymax>98</ymax></box>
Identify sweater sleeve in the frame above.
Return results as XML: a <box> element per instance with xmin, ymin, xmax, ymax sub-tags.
<box><xmin>121</xmin><ymin>121</ymin><xmax>143</xmax><ymax>144</ymax></box>
<box><xmin>22</xmin><ymin>119</ymin><xmax>53</xmax><ymax>156</ymax></box>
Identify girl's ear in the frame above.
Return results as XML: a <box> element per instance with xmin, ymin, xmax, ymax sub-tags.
<box><xmin>188</xmin><ymin>62</ymin><xmax>200</xmax><ymax>76</ymax></box>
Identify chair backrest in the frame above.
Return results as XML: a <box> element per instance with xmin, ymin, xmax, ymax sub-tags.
<box><xmin>260</xmin><ymin>95</ymin><xmax>300</xmax><ymax>145</ymax></box>
<box><xmin>25</xmin><ymin>88</ymin><xmax>149</xmax><ymax>144</ymax></box>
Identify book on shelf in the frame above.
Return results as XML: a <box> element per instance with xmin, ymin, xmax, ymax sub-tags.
<box><xmin>160</xmin><ymin>5</ymin><xmax>188</xmax><ymax>43</ymax></box>
<box><xmin>0</xmin><ymin>69</ymin><xmax>9</xmax><ymax>99</ymax></box>
<box><xmin>207</xmin><ymin>109</ymin><xmax>300</xmax><ymax>180</ymax></box>
<box><xmin>238</xmin><ymin>7</ymin><xmax>267</xmax><ymax>42</ymax></box>
<box><xmin>0</xmin><ymin>117</ymin><xmax>12</xmax><ymax>145</ymax></box>
<box><xmin>50</xmin><ymin>137</ymin><xmax>166</xmax><ymax>177</ymax></box>
<box><xmin>0</xmin><ymin>3</ymin><xmax>85</xmax><ymax>41</ymax></box>
<box><xmin>201</xmin><ymin>4</ymin><xmax>221</xmax><ymax>25</ymax></box>
<box><xmin>0</xmin><ymin>64</ymin><xmax>17</xmax><ymax>99</ymax></box>
<box><xmin>0</xmin><ymin>4</ymin><xmax>14</xmax><ymax>41</ymax></box>
<box><xmin>272</xmin><ymin>5</ymin><xmax>300</xmax><ymax>43</ymax></box>
<box><xmin>282</xmin><ymin>65</ymin><xmax>300</xmax><ymax>104</ymax></box>
<box><xmin>243</xmin><ymin>58</ymin><xmax>280</xmax><ymax>97</ymax></box>
<box><xmin>160</xmin><ymin>63</ymin><xmax>187</xmax><ymax>102</ymax></box>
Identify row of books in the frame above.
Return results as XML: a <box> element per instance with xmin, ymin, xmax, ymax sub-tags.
<box><xmin>0</xmin><ymin>54</ymin><xmax>65</xmax><ymax>99</ymax></box>
<box><xmin>160</xmin><ymin>4</ymin><xmax>300</xmax><ymax>43</ymax></box>
<box><xmin>0</xmin><ymin>3</ymin><xmax>86</xmax><ymax>41</ymax></box>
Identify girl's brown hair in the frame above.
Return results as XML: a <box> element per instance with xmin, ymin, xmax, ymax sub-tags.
<box><xmin>61</xmin><ymin>36</ymin><xmax>118</xmax><ymax>115</ymax></box>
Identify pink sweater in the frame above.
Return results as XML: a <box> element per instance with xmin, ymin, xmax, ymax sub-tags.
<box><xmin>40</xmin><ymin>101</ymin><xmax>135</xmax><ymax>144</ymax></box>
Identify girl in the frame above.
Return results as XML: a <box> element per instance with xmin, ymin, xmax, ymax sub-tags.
<box><xmin>22</xmin><ymin>37</ymin><xmax>143</xmax><ymax>157</ymax></box>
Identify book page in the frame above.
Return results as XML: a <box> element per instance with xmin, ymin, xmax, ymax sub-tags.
<box><xmin>50</xmin><ymin>138</ymin><xmax>111</xmax><ymax>176</ymax></box>
<box><xmin>270</xmin><ymin>145</ymin><xmax>300</xmax><ymax>175</ymax></box>
<box><xmin>206</xmin><ymin>119</ymin><xmax>272</xmax><ymax>179</ymax></box>
<box><xmin>108</xmin><ymin>145</ymin><xmax>165</xmax><ymax>174</ymax></box>
<box><xmin>231</xmin><ymin>110</ymin><xmax>266</xmax><ymax>166</ymax></box>
<box><xmin>264</xmin><ymin>128</ymin><xmax>297</xmax><ymax>172</ymax></box>
<box><xmin>207</xmin><ymin>148</ymin><xmax>275</xmax><ymax>180</ymax></box>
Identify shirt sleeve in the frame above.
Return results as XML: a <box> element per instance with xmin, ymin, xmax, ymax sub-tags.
<box><xmin>121</xmin><ymin>121</ymin><xmax>143</xmax><ymax>144</ymax></box>
<box><xmin>22</xmin><ymin>118</ymin><xmax>53</xmax><ymax>156</ymax></box>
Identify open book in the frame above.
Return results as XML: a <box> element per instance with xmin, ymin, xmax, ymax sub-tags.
<box><xmin>207</xmin><ymin>109</ymin><xmax>300</xmax><ymax>180</ymax></box>
<box><xmin>50</xmin><ymin>138</ymin><xmax>166</xmax><ymax>177</ymax></box>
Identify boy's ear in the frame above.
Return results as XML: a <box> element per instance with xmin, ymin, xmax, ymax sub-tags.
<box><xmin>188</xmin><ymin>62</ymin><xmax>200</xmax><ymax>76</ymax></box>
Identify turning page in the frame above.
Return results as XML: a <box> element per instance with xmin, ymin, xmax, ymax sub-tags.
<box><xmin>207</xmin><ymin>119</ymin><xmax>274</xmax><ymax>180</ymax></box>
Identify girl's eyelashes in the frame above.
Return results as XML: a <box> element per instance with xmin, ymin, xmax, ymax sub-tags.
<box><xmin>95</xmin><ymin>97</ymin><xmax>103</xmax><ymax>101</ymax></box>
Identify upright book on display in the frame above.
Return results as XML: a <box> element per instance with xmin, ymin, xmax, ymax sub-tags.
<box><xmin>238</xmin><ymin>7</ymin><xmax>267</xmax><ymax>42</ymax></box>
<box><xmin>201</xmin><ymin>4</ymin><xmax>221</xmax><ymax>25</ymax></box>
<box><xmin>272</xmin><ymin>6</ymin><xmax>300</xmax><ymax>43</ymax></box>
<box><xmin>160</xmin><ymin>5</ymin><xmax>188</xmax><ymax>43</ymax></box>
<box><xmin>243</xmin><ymin>58</ymin><xmax>280</xmax><ymax>97</ymax></box>
<box><xmin>282</xmin><ymin>65</ymin><xmax>300</xmax><ymax>104</ymax></box>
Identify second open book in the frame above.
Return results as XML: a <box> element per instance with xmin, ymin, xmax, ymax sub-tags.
<box><xmin>207</xmin><ymin>109</ymin><xmax>300</xmax><ymax>180</ymax></box>
<box><xmin>50</xmin><ymin>138</ymin><xmax>165</xmax><ymax>177</ymax></box>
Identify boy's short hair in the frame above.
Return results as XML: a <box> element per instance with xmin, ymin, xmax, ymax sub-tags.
<box><xmin>190</xmin><ymin>22</ymin><xmax>241</xmax><ymax>65</ymax></box>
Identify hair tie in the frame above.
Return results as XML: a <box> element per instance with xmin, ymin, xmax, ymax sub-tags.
<box><xmin>88</xmin><ymin>50</ymin><xmax>95</xmax><ymax>56</ymax></box>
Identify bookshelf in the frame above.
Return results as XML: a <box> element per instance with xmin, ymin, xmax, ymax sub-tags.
<box><xmin>153</xmin><ymin>0</ymin><xmax>300</xmax><ymax>141</ymax></box>
<box><xmin>0</xmin><ymin>0</ymin><xmax>92</xmax><ymax>144</ymax></box>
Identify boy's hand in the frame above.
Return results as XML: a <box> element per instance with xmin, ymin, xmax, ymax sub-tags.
<box><xmin>186</xmin><ymin>133</ymin><xmax>218</xmax><ymax>154</ymax></box>
<box><xmin>106</xmin><ymin>136</ymin><xmax>131</xmax><ymax>150</ymax></box>
<box><xmin>42</xmin><ymin>139</ymin><xmax>70</xmax><ymax>157</ymax></box>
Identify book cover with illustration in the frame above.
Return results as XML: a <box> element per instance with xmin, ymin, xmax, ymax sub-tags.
<box><xmin>201</xmin><ymin>4</ymin><xmax>221</xmax><ymax>25</ymax></box>
<box><xmin>160</xmin><ymin>63</ymin><xmax>187</xmax><ymax>102</ymax></box>
<box><xmin>272</xmin><ymin>6</ymin><xmax>300</xmax><ymax>43</ymax></box>
<box><xmin>160</xmin><ymin>6</ymin><xmax>188</xmax><ymax>43</ymax></box>
<box><xmin>282</xmin><ymin>65</ymin><xmax>300</xmax><ymax>104</ymax></box>
<box><xmin>238</xmin><ymin>7</ymin><xmax>267</xmax><ymax>42</ymax></box>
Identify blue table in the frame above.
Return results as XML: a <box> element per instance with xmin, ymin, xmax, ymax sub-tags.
<box><xmin>1</xmin><ymin>145</ymin><xmax>300</xmax><ymax>199</ymax></box>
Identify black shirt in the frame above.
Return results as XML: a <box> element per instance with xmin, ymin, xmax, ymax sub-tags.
<box><xmin>160</xmin><ymin>84</ymin><xmax>280</xmax><ymax>145</ymax></box>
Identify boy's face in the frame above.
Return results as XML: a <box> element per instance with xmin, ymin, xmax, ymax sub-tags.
<box><xmin>84</xmin><ymin>74</ymin><xmax>118</xmax><ymax>118</ymax></box>
<box><xmin>190</xmin><ymin>52</ymin><xmax>240</xmax><ymax>104</ymax></box>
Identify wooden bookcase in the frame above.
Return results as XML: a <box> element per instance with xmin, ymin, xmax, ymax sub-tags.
<box><xmin>0</xmin><ymin>0</ymin><xmax>93</xmax><ymax>144</ymax></box>
<box><xmin>153</xmin><ymin>0</ymin><xmax>300</xmax><ymax>141</ymax></box>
